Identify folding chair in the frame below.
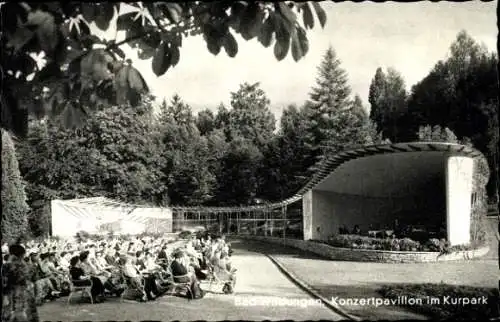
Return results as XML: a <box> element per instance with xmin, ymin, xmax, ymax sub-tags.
<box><xmin>166</xmin><ymin>274</ymin><xmax>193</xmax><ymax>300</ymax></box>
<box><xmin>120</xmin><ymin>272</ymin><xmax>146</xmax><ymax>302</ymax></box>
<box><xmin>67</xmin><ymin>274</ymin><xmax>94</xmax><ymax>305</ymax></box>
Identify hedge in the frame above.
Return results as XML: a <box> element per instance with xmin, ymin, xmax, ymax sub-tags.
<box><xmin>1</xmin><ymin>129</ymin><xmax>30</xmax><ymax>244</ymax></box>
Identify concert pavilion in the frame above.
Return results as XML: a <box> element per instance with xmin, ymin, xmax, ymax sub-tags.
<box><xmin>52</xmin><ymin>142</ymin><xmax>484</xmax><ymax>246</ymax></box>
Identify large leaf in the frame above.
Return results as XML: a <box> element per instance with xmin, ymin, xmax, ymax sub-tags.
<box><xmin>5</xmin><ymin>25</ymin><xmax>35</xmax><ymax>53</ymax></box>
<box><xmin>277</xmin><ymin>2</ymin><xmax>297</xmax><ymax>25</ymax></box>
<box><xmin>164</xmin><ymin>3</ymin><xmax>183</xmax><ymax>23</ymax></box>
<box><xmin>170</xmin><ymin>45</ymin><xmax>180</xmax><ymax>67</ymax></box>
<box><xmin>257</xmin><ymin>16</ymin><xmax>274</xmax><ymax>48</ymax></box>
<box><xmin>291</xmin><ymin>31</ymin><xmax>303</xmax><ymax>62</ymax></box>
<box><xmin>136</xmin><ymin>32</ymin><xmax>162</xmax><ymax>60</ymax></box>
<box><xmin>113</xmin><ymin>65</ymin><xmax>130</xmax><ymax>105</ymax></box>
<box><xmin>138</xmin><ymin>46</ymin><xmax>155</xmax><ymax>60</ymax></box>
<box><xmin>152</xmin><ymin>41</ymin><xmax>172</xmax><ymax>76</ymax></box>
<box><xmin>312</xmin><ymin>2</ymin><xmax>327</xmax><ymax>28</ymax></box>
<box><xmin>127</xmin><ymin>66</ymin><xmax>149</xmax><ymax>106</ymax></box>
<box><xmin>81</xmin><ymin>3</ymin><xmax>97</xmax><ymax>23</ymax></box>
<box><xmin>116</xmin><ymin>12</ymin><xmax>138</xmax><ymax>31</ymax></box>
<box><xmin>296</xmin><ymin>26</ymin><xmax>309</xmax><ymax>57</ymax></box>
<box><xmin>228</xmin><ymin>1</ymin><xmax>248</xmax><ymax>31</ymax></box>
<box><xmin>128</xmin><ymin>66</ymin><xmax>149</xmax><ymax>93</ymax></box>
<box><xmin>223</xmin><ymin>32</ymin><xmax>238</xmax><ymax>58</ymax></box>
<box><xmin>27</xmin><ymin>10</ymin><xmax>59</xmax><ymax>54</ymax></box>
<box><xmin>94</xmin><ymin>3</ymin><xmax>115</xmax><ymax>31</ymax></box>
<box><xmin>239</xmin><ymin>4</ymin><xmax>264</xmax><ymax>40</ymax></box>
<box><xmin>273</xmin><ymin>17</ymin><xmax>290</xmax><ymax>61</ymax></box>
<box><xmin>302</xmin><ymin>3</ymin><xmax>314</xmax><ymax>29</ymax></box>
<box><xmin>80</xmin><ymin>49</ymin><xmax>116</xmax><ymax>82</ymax></box>
<box><xmin>203</xmin><ymin>25</ymin><xmax>223</xmax><ymax>56</ymax></box>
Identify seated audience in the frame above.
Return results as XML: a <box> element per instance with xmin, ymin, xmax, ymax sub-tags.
<box><xmin>79</xmin><ymin>251</ymin><xmax>120</xmax><ymax>296</ymax></box>
<box><xmin>39</xmin><ymin>253</ymin><xmax>63</xmax><ymax>293</ymax></box>
<box><xmin>170</xmin><ymin>250</ymin><xmax>198</xmax><ymax>285</ymax></box>
<box><xmin>69</xmin><ymin>256</ymin><xmax>105</xmax><ymax>303</ymax></box>
<box><xmin>213</xmin><ymin>249</ymin><xmax>237</xmax><ymax>289</ymax></box>
<box><xmin>120</xmin><ymin>256</ymin><xmax>159</xmax><ymax>301</ymax></box>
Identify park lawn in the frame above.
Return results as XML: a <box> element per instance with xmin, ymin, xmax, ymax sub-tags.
<box><xmin>377</xmin><ymin>283</ymin><xmax>498</xmax><ymax>320</ymax></box>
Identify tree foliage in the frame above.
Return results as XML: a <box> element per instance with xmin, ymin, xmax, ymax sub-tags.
<box><xmin>308</xmin><ymin>46</ymin><xmax>351</xmax><ymax>113</ymax></box>
<box><xmin>18</xmin><ymin>101</ymin><xmax>166</xmax><ymax>215</ymax></box>
<box><xmin>417</xmin><ymin>125</ymin><xmax>459</xmax><ymax>143</ymax></box>
<box><xmin>406</xmin><ymin>30</ymin><xmax>498</xmax><ymax>199</ymax></box>
<box><xmin>227</xmin><ymin>82</ymin><xmax>276</xmax><ymax>148</ymax></box>
<box><xmin>2</xmin><ymin>129</ymin><xmax>30</xmax><ymax>243</ymax></box>
<box><xmin>196</xmin><ymin>109</ymin><xmax>216</xmax><ymax>136</ymax></box>
<box><xmin>368</xmin><ymin>67</ymin><xmax>408</xmax><ymax>142</ymax></box>
<box><xmin>157</xmin><ymin>95</ymin><xmax>216</xmax><ymax>206</ymax></box>
<box><xmin>260</xmin><ymin>104</ymin><xmax>316</xmax><ymax>200</ymax></box>
<box><xmin>215</xmin><ymin>136</ymin><xmax>263</xmax><ymax>206</ymax></box>
<box><xmin>305</xmin><ymin>46</ymin><xmax>376</xmax><ymax>169</ymax></box>
<box><xmin>1</xmin><ymin>1</ymin><xmax>327</xmax><ymax>137</ymax></box>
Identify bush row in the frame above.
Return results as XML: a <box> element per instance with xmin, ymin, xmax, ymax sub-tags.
<box><xmin>312</xmin><ymin>234</ymin><xmax>484</xmax><ymax>253</ymax></box>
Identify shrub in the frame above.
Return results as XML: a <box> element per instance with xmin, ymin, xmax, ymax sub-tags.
<box><xmin>1</xmin><ymin>130</ymin><xmax>30</xmax><ymax>244</ymax></box>
<box><xmin>424</xmin><ymin>238</ymin><xmax>441</xmax><ymax>252</ymax></box>
<box><xmin>326</xmin><ymin>234</ymin><xmax>424</xmax><ymax>251</ymax></box>
<box><xmin>320</xmin><ymin>234</ymin><xmax>486</xmax><ymax>254</ymax></box>
<box><xmin>399</xmin><ymin>238</ymin><xmax>421</xmax><ymax>251</ymax></box>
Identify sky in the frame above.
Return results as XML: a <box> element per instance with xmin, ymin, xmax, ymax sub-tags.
<box><xmin>94</xmin><ymin>1</ymin><xmax>497</xmax><ymax>118</ymax></box>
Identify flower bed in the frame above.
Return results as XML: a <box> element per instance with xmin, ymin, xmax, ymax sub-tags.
<box><xmin>319</xmin><ymin>234</ymin><xmax>485</xmax><ymax>254</ymax></box>
<box><xmin>237</xmin><ymin>235</ymin><xmax>489</xmax><ymax>263</ymax></box>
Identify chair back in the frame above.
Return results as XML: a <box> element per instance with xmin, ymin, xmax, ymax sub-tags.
<box><xmin>69</xmin><ymin>271</ymin><xmax>93</xmax><ymax>290</ymax></box>
<box><xmin>172</xmin><ymin>273</ymin><xmax>191</xmax><ymax>284</ymax></box>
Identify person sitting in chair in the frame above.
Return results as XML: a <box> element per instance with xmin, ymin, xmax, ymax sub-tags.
<box><xmin>170</xmin><ymin>250</ymin><xmax>204</xmax><ymax>298</ymax></box>
<box><xmin>39</xmin><ymin>253</ymin><xmax>63</xmax><ymax>294</ymax></box>
<box><xmin>69</xmin><ymin>256</ymin><xmax>105</xmax><ymax>303</ymax></box>
<box><xmin>79</xmin><ymin>251</ymin><xmax>121</xmax><ymax>296</ymax></box>
<box><xmin>121</xmin><ymin>256</ymin><xmax>158</xmax><ymax>301</ymax></box>
<box><xmin>157</xmin><ymin>246</ymin><xmax>168</xmax><ymax>261</ymax></box>
<box><xmin>170</xmin><ymin>251</ymin><xmax>196</xmax><ymax>282</ymax></box>
<box><xmin>214</xmin><ymin>249</ymin><xmax>236</xmax><ymax>290</ymax></box>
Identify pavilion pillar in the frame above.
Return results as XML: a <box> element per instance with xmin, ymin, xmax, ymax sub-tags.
<box><xmin>283</xmin><ymin>205</ymin><xmax>287</xmax><ymax>241</ymax></box>
<box><xmin>253</xmin><ymin>211</ymin><xmax>257</xmax><ymax>235</ymax></box>
<box><xmin>270</xmin><ymin>210</ymin><xmax>274</xmax><ymax>236</ymax></box>
<box><xmin>264</xmin><ymin>210</ymin><xmax>268</xmax><ymax>237</ymax></box>
<box><xmin>302</xmin><ymin>191</ymin><xmax>313</xmax><ymax>240</ymax></box>
<box><xmin>237</xmin><ymin>212</ymin><xmax>240</xmax><ymax>234</ymax></box>
<box><xmin>445</xmin><ymin>156</ymin><xmax>474</xmax><ymax>246</ymax></box>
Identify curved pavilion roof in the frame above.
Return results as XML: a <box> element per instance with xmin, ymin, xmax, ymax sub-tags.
<box><xmin>58</xmin><ymin>142</ymin><xmax>483</xmax><ymax>213</ymax></box>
